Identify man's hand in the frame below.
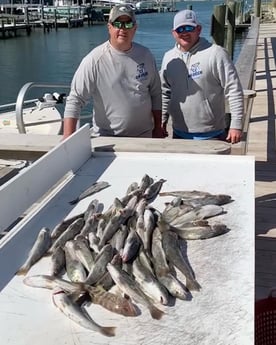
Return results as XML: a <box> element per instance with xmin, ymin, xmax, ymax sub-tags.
<box><xmin>226</xmin><ymin>129</ymin><xmax>242</xmax><ymax>144</ymax></box>
<box><xmin>161</xmin><ymin>123</ymin><xmax>168</xmax><ymax>138</ymax></box>
<box><xmin>62</xmin><ymin>118</ymin><xmax>78</xmax><ymax>140</ymax></box>
<box><xmin>152</xmin><ymin>126</ymin><xmax>165</xmax><ymax>138</ymax></box>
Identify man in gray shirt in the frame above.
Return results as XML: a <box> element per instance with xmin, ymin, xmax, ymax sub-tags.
<box><xmin>63</xmin><ymin>5</ymin><xmax>163</xmax><ymax>139</ymax></box>
<box><xmin>160</xmin><ymin>9</ymin><xmax>244</xmax><ymax>143</ymax></box>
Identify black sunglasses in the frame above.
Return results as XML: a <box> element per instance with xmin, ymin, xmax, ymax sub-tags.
<box><xmin>175</xmin><ymin>25</ymin><xmax>197</xmax><ymax>34</ymax></box>
<box><xmin>112</xmin><ymin>21</ymin><xmax>135</xmax><ymax>29</ymax></box>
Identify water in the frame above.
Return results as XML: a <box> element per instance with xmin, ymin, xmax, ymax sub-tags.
<box><xmin>0</xmin><ymin>1</ymin><xmax>250</xmax><ymax>106</ymax></box>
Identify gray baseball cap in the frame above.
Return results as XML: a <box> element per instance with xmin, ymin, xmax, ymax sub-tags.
<box><xmin>173</xmin><ymin>9</ymin><xmax>199</xmax><ymax>30</ymax></box>
<box><xmin>109</xmin><ymin>5</ymin><xmax>136</xmax><ymax>23</ymax></box>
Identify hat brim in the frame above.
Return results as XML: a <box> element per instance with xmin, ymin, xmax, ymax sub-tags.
<box><xmin>174</xmin><ymin>22</ymin><xmax>198</xmax><ymax>30</ymax></box>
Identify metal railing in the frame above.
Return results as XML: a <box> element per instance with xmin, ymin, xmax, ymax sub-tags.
<box><xmin>15</xmin><ymin>82</ymin><xmax>70</xmax><ymax>133</ymax></box>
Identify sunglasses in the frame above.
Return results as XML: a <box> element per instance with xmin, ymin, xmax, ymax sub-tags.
<box><xmin>112</xmin><ymin>21</ymin><xmax>135</xmax><ymax>29</ymax></box>
<box><xmin>175</xmin><ymin>25</ymin><xmax>197</xmax><ymax>34</ymax></box>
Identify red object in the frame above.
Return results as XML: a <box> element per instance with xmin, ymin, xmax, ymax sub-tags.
<box><xmin>255</xmin><ymin>289</ymin><xmax>276</xmax><ymax>344</ymax></box>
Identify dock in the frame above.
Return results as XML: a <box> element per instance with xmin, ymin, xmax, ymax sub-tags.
<box><xmin>0</xmin><ymin>21</ymin><xmax>31</xmax><ymax>38</ymax></box>
<box><xmin>246</xmin><ymin>22</ymin><xmax>276</xmax><ymax>301</ymax></box>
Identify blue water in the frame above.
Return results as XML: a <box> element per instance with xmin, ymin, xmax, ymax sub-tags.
<box><xmin>0</xmin><ymin>1</ymin><xmax>251</xmax><ymax>106</ymax></box>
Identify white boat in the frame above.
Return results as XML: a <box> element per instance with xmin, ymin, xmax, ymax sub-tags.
<box><xmin>0</xmin><ymin>82</ymin><xmax>70</xmax><ymax>135</ymax></box>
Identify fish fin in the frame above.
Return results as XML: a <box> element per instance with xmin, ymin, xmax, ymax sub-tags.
<box><xmin>186</xmin><ymin>278</ymin><xmax>201</xmax><ymax>291</ymax></box>
<box><xmin>101</xmin><ymin>326</ymin><xmax>116</xmax><ymax>337</ymax></box>
<box><xmin>149</xmin><ymin>305</ymin><xmax>164</xmax><ymax>320</ymax></box>
<box><xmin>69</xmin><ymin>198</ymin><xmax>79</xmax><ymax>205</ymax></box>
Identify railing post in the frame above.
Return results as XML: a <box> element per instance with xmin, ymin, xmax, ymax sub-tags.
<box><xmin>254</xmin><ymin>0</ymin><xmax>261</xmax><ymax>17</ymax></box>
<box><xmin>211</xmin><ymin>4</ymin><xmax>226</xmax><ymax>47</ymax></box>
<box><xmin>226</xmin><ymin>1</ymin><xmax>236</xmax><ymax>59</ymax></box>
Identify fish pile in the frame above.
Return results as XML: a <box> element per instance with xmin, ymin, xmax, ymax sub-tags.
<box><xmin>18</xmin><ymin>175</ymin><xmax>233</xmax><ymax>338</ymax></box>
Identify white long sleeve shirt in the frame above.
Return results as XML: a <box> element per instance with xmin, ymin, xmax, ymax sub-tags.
<box><xmin>64</xmin><ymin>41</ymin><xmax>161</xmax><ymax>137</ymax></box>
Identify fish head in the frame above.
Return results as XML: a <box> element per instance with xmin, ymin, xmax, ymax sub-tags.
<box><xmin>114</xmin><ymin>298</ymin><xmax>140</xmax><ymax>317</ymax></box>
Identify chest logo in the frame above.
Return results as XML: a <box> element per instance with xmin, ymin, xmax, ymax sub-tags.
<box><xmin>136</xmin><ymin>63</ymin><xmax>148</xmax><ymax>81</ymax></box>
<box><xmin>189</xmin><ymin>62</ymin><xmax>202</xmax><ymax>79</ymax></box>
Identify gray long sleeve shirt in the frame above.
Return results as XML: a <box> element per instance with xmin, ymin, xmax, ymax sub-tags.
<box><xmin>64</xmin><ymin>41</ymin><xmax>162</xmax><ymax>137</ymax></box>
<box><xmin>160</xmin><ymin>38</ymin><xmax>244</xmax><ymax>133</ymax></box>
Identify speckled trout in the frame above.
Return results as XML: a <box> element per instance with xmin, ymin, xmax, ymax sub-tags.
<box><xmin>52</xmin><ymin>289</ymin><xmax>116</xmax><ymax>337</ymax></box>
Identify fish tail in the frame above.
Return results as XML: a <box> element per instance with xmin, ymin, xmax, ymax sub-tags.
<box><xmin>101</xmin><ymin>326</ymin><xmax>116</xmax><ymax>337</ymax></box>
<box><xmin>69</xmin><ymin>199</ymin><xmax>78</xmax><ymax>205</ymax></box>
<box><xmin>186</xmin><ymin>278</ymin><xmax>201</xmax><ymax>291</ymax></box>
<box><xmin>149</xmin><ymin>305</ymin><xmax>164</xmax><ymax>320</ymax></box>
<box><xmin>158</xmin><ymin>192</ymin><xmax>168</xmax><ymax>196</ymax></box>
<box><xmin>16</xmin><ymin>266</ymin><xmax>29</xmax><ymax>276</ymax></box>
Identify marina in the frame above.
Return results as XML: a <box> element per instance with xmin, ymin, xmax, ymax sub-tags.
<box><xmin>0</xmin><ymin>0</ymin><xmax>251</xmax><ymax>37</ymax></box>
<box><xmin>0</xmin><ymin>0</ymin><xmax>276</xmax><ymax>343</ymax></box>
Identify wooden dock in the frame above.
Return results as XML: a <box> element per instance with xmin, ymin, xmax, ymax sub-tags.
<box><xmin>246</xmin><ymin>22</ymin><xmax>276</xmax><ymax>301</ymax></box>
<box><xmin>0</xmin><ymin>21</ymin><xmax>31</xmax><ymax>38</ymax></box>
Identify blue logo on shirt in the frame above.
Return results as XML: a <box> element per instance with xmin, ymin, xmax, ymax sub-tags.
<box><xmin>189</xmin><ymin>62</ymin><xmax>202</xmax><ymax>79</ymax></box>
<box><xmin>136</xmin><ymin>63</ymin><xmax>148</xmax><ymax>81</ymax></box>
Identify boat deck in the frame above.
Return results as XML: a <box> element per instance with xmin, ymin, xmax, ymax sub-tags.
<box><xmin>246</xmin><ymin>22</ymin><xmax>276</xmax><ymax>300</ymax></box>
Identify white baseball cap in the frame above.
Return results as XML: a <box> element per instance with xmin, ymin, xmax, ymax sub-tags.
<box><xmin>173</xmin><ymin>10</ymin><xmax>199</xmax><ymax>30</ymax></box>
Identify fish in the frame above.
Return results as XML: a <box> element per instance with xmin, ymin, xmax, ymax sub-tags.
<box><xmin>52</xmin><ymin>289</ymin><xmax>116</xmax><ymax>337</ymax></box>
<box><xmin>120</xmin><ymin>189</ymin><xmax>143</xmax><ymax>208</ymax></box>
<box><xmin>159</xmin><ymin>190</ymin><xmax>212</xmax><ymax>199</ymax></box>
<box><xmin>143</xmin><ymin>178</ymin><xmax>167</xmax><ymax>203</ymax></box>
<box><xmin>125</xmin><ymin>181</ymin><xmax>139</xmax><ymax>195</ymax></box>
<box><xmin>23</xmin><ymin>275</ymin><xmax>87</xmax><ymax>294</ymax></box>
<box><xmin>132</xmin><ymin>255</ymin><xmax>169</xmax><ymax>305</ymax></box>
<box><xmin>135</xmin><ymin>198</ymin><xmax>147</xmax><ymax>216</ymax></box>
<box><xmin>183</xmin><ymin>195</ymin><xmax>232</xmax><ymax>207</ymax></box>
<box><xmin>139</xmin><ymin>174</ymin><xmax>154</xmax><ymax>193</ymax></box>
<box><xmin>17</xmin><ymin>227</ymin><xmax>52</xmax><ymax>276</ymax></box>
<box><xmin>64</xmin><ymin>241</ymin><xmax>87</xmax><ymax>283</ymax></box>
<box><xmin>169</xmin><ymin>204</ymin><xmax>225</xmax><ymax>227</ymax></box>
<box><xmin>151</xmin><ymin>226</ymin><xmax>171</xmax><ymax>277</ymax></box>
<box><xmin>151</xmin><ymin>226</ymin><xmax>188</xmax><ymax>299</ymax></box>
<box><xmin>110</xmin><ymin>224</ymin><xmax>129</xmax><ymax>253</ymax></box>
<box><xmin>51</xmin><ymin>214</ymin><xmax>85</xmax><ymax>241</ymax></box>
<box><xmin>98</xmin><ymin>211</ymin><xmax>125</xmax><ymax>248</ymax></box>
<box><xmin>80</xmin><ymin>213</ymin><xmax>101</xmax><ymax>237</ymax></box>
<box><xmin>143</xmin><ymin>208</ymin><xmax>156</xmax><ymax>254</ymax></box>
<box><xmin>85</xmin><ymin>244</ymin><xmax>114</xmax><ymax>285</ymax></box>
<box><xmin>121</xmin><ymin>228</ymin><xmax>141</xmax><ymax>263</ymax></box>
<box><xmin>162</xmin><ymin>204</ymin><xmax>194</xmax><ymax>224</ymax></box>
<box><xmin>83</xmin><ymin>199</ymin><xmax>100</xmax><ymax>222</ymax></box>
<box><xmin>138</xmin><ymin>248</ymin><xmax>155</xmax><ymax>275</ymax></box>
<box><xmin>49</xmin><ymin>246</ymin><xmax>66</xmax><ymax>276</ymax></box>
<box><xmin>107</xmin><ymin>263</ymin><xmax>164</xmax><ymax>320</ymax></box>
<box><xmin>49</xmin><ymin>218</ymin><xmax>84</xmax><ymax>253</ymax></box>
<box><xmin>72</xmin><ymin>237</ymin><xmax>95</xmax><ymax>271</ymax></box>
<box><xmin>88</xmin><ymin>232</ymin><xmax>101</xmax><ymax>254</ymax></box>
<box><xmin>69</xmin><ymin>181</ymin><xmax>110</xmax><ymax>205</ymax></box>
<box><xmin>159</xmin><ymin>220</ymin><xmax>201</xmax><ymax>291</ymax></box>
<box><xmin>86</xmin><ymin>285</ymin><xmax>139</xmax><ymax>317</ymax></box>
<box><xmin>171</xmin><ymin>222</ymin><xmax>230</xmax><ymax>240</ymax></box>
<box><xmin>156</xmin><ymin>273</ymin><xmax>189</xmax><ymax>301</ymax></box>
<box><xmin>159</xmin><ymin>190</ymin><xmax>232</xmax><ymax>206</ymax></box>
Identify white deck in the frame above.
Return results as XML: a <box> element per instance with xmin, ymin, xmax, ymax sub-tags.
<box><xmin>0</xmin><ymin>125</ymin><xmax>255</xmax><ymax>344</ymax></box>
<box><xmin>0</xmin><ymin>106</ymin><xmax>62</xmax><ymax>135</ymax></box>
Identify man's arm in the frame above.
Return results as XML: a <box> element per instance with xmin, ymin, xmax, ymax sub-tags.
<box><xmin>63</xmin><ymin>118</ymin><xmax>78</xmax><ymax>140</ymax></box>
<box><xmin>152</xmin><ymin>109</ymin><xmax>164</xmax><ymax>138</ymax></box>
